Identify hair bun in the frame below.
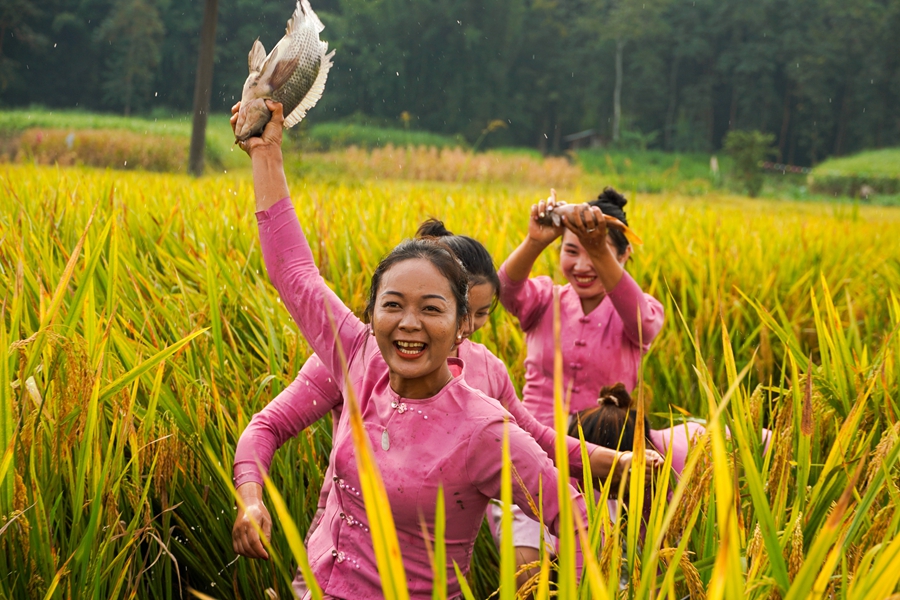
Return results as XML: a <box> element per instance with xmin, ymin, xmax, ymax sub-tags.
<box><xmin>597</xmin><ymin>383</ymin><xmax>632</xmax><ymax>410</ymax></box>
<box><xmin>416</xmin><ymin>218</ymin><xmax>454</xmax><ymax>239</ymax></box>
<box><xmin>597</xmin><ymin>187</ymin><xmax>627</xmax><ymax>209</ymax></box>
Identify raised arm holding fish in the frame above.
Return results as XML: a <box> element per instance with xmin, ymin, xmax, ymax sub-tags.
<box><xmin>234</xmin><ymin>0</ymin><xmax>334</xmax><ymax>143</ymax></box>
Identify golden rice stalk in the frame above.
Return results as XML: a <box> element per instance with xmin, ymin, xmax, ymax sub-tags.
<box><xmin>746</xmin><ymin>522</ymin><xmax>764</xmax><ymax>569</ymax></box>
<box><xmin>659</xmin><ymin>547</ymin><xmax>706</xmax><ymax>600</ymax></box>
<box><xmin>787</xmin><ymin>513</ymin><xmax>804</xmax><ymax>581</ymax></box>
<box><xmin>855</xmin><ymin>505</ymin><xmax>895</xmax><ymax>572</ymax></box>
<box><xmin>765</xmin><ymin>385</ymin><xmax>796</xmax><ymax>499</ymax></box>
<box><xmin>598</xmin><ymin>520</ymin><xmax>621</xmax><ymax>581</ymax></box>
<box><xmin>865</xmin><ymin>422</ymin><xmax>900</xmax><ymax>488</ymax></box>
<box><xmin>667</xmin><ymin>435</ymin><xmax>712</xmax><ymax>544</ymax></box>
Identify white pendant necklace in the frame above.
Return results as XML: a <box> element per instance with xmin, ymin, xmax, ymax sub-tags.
<box><xmin>381</xmin><ymin>428</ymin><xmax>390</xmax><ymax>451</ymax></box>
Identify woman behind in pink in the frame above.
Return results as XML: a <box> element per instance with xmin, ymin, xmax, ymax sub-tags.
<box><xmin>229</xmin><ymin>101</ymin><xmax>588</xmax><ymax>599</ymax></box>
<box><xmin>498</xmin><ymin>188</ymin><xmax>665</xmax><ymax>580</ymax></box>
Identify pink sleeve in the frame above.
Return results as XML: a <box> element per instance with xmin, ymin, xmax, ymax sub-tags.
<box><xmin>467</xmin><ymin>418</ymin><xmax>585</xmax><ymax>577</ymax></box>
<box><xmin>256</xmin><ymin>198</ymin><xmax>368</xmax><ymax>384</ymax></box>
<box><xmin>649</xmin><ymin>423</ymin><xmax>707</xmax><ymax>477</ymax></box>
<box><xmin>497</xmin><ymin>262</ymin><xmax>553</xmax><ymax>332</ymax></box>
<box><xmin>605</xmin><ymin>270</ymin><xmax>664</xmax><ymax>351</ymax></box>
<box><xmin>494</xmin><ymin>377</ymin><xmax>592</xmax><ymax>475</ymax></box>
<box><xmin>483</xmin><ymin>350</ymin><xmax>592</xmax><ymax>475</ymax></box>
<box><xmin>233</xmin><ymin>355</ymin><xmax>342</xmax><ymax>487</ymax></box>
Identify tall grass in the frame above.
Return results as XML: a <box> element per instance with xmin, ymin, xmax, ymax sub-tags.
<box><xmin>1</xmin><ymin>163</ymin><xmax>899</xmax><ymax>598</ymax></box>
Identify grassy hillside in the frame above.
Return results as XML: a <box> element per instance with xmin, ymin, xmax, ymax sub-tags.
<box><xmin>809</xmin><ymin>148</ymin><xmax>900</xmax><ymax>197</ymax></box>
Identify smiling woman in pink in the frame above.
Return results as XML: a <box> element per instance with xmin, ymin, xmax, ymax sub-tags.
<box><xmin>233</xmin><ymin>219</ymin><xmax>662</xmax><ymax>595</ymax></box>
<box><xmin>229</xmin><ymin>101</ymin><xmax>588</xmax><ymax>599</ymax></box>
<box><xmin>497</xmin><ymin>188</ymin><xmax>665</xmax><ymax>582</ymax></box>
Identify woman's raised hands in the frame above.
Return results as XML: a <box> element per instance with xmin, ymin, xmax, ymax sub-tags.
<box><xmin>527</xmin><ymin>188</ymin><xmax>566</xmax><ymax>246</ymax></box>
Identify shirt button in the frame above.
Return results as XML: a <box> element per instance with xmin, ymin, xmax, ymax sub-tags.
<box><xmin>333</xmin><ymin>475</ymin><xmax>339</xmax><ymax>482</ymax></box>
<box><xmin>575</xmin><ymin>340</ymin><xmax>586</xmax><ymax>346</ymax></box>
<box><xmin>579</xmin><ymin>317</ymin><xmax>590</xmax><ymax>323</ymax></box>
<box><xmin>340</xmin><ymin>512</ymin><xmax>346</xmax><ymax>519</ymax></box>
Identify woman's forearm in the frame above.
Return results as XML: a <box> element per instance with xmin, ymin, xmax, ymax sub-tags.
<box><xmin>503</xmin><ymin>237</ymin><xmax>549</xmax><ymax>282</ymax></box>
<box><xmin>587</xmin><ymin>245</ymin><xmax>624</xmax><ymax>292</ymax></box>
<box><xmin>588</xmin><ymin>445</ymin><xmax>626</xmax><ymax>482</ymax></box>
<box><xmin>251</xmin><ymin>146</ymin><xmax>290</xmax><ymax>211</ymax></box>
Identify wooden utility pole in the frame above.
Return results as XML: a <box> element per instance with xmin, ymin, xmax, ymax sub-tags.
<box><xmin>189</xmin><ymin>0</ymin><xmax>219</xmax><ymax>177</ymax></box>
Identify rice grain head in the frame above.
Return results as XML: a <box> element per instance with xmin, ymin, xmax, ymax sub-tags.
<box><xmin>865</xmin><ymin>422</ymin><xmax>900</xmax><ymax>488</ymax></box>
<box><xmin>787</xmin><ymin>513</ymin><xmax>804</xmax><ymax>581</ymax></box>
<box><xmin>660</xmin><ymin>548</ymin><xmax>706</xmax><ymax>600</ymax></box>
<box><xmin>668</xmin><ymin>436</ymin><xmax>712</xmax><ymax>544</ymax></box>
<box><xmin>746</xmin><ymin>522</ymin><xmax>764</xmax><ymax>568</ymax></box>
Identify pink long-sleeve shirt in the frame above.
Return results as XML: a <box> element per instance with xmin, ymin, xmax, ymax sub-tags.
<box><xmin>498</xmin><ymin>263</ymin><xmax>664</xmax><ymax>424</ymax></box>
<box><xmin>234</xmin><ymin>341</ymin><xmax>601</xmax><ymax>502</ymax></box>
<box><xmin>249</xmin><ymin>198</ymin><xmax>585</xmax><ymax>599</ymax></box>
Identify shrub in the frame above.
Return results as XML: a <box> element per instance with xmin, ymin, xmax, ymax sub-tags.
<box><xmin>301</xmin><ymin>122</ymin><xmax>463</xmax><ymax>151</ymax></box>
<box><xmin>17</xmin><ymin>128</ymin><xmax>187</xmax><ymax>172</ymax></box>
<box><xmin>723</xmin><ymin>130</ymin><xmax>776</xmax><ymax>197</ymax></box>
<box><xmin>808</xmin><ymin>148</ymin><xmax>900</xmax><ymax>198</ymax></box>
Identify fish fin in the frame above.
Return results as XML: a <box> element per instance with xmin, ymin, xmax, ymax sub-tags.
<box><xmin>248</xmin><ymin>38</ymin><xmax>266</xmax><ymax>73</ymax></box>
<box><xmin>269</xmin><ymin>53</ymin><xmax>301</xmax><ymax>91</ymax></box>
<box><xmin>286</xmin><ymin>0</ymin><xmax>325</xmax><ymax>35</ymax></box>
<box><xmin>283</xmin><ymin>45</ymin><xmax>334</xmax><ymax>129</ymax></box>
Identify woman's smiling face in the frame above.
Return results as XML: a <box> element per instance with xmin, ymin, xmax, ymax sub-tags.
<box><xmin>457</xmin><ymin>282</ymin><xmax>496</xmax><ymax>343</ymax></box>
<box><xmin>372</xmin><ymin>257</ymin><xmax>461</xmax><ymax>398</ymax></box>
<box><xmin>559</xmin><ymin>229</ymin><xmax>628</xmax><ymax>300</ymax></box>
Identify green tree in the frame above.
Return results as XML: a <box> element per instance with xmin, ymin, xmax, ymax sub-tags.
<box><xmin>724</xmin><ymin>129</ymin><xmax>775</xmax><ymax>197</ymax></box>
<box><xmin>94</xmin><ymin>0</ymin><xmax>165</xmax><ymax>115</ymax></box>
<box><xmin>602</xmin><ymin>0</ymin><xmax>670</xmax><ymax>143</ymax></box>
<box><xmin>0</xmin><ymin>0</ymin><xmax>46</xmax><ymax>93</ymax></box>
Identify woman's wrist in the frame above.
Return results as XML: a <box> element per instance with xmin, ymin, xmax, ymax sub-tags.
<box><xmin>237</xmin><ymin>482</ymin><xmax>264</xmax><ymax>503</ymax></box>
<box><xmin>251</xmin><ymin>148</ymin><xmax>290</xmax><ymax>211</ymax></box>
<box><xmin>588</xmin><ymin>446</ymin><xmax>627</xmax><ymax>482</ymax></box>
<box><xmin>250</xmin><ymin>144</ymin><xmax>283</xmax><ymax>161</ymax></box>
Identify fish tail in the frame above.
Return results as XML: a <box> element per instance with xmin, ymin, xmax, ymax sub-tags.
<box><xmin>286</xmin><ymin>0</ymin><xmax>325</xmax><ymax>36</ymax></box>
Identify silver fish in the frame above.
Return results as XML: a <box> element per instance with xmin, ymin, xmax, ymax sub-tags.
<box><xmin>234</xmin><ymin>0</ymin><xmax>335</xmax><ymax>142</ymax></box>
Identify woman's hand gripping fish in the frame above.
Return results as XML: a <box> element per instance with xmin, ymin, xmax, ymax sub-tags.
<box><xmin>538</xmin><ymin>200</ymin><xmax>643</xmax><ymax>245</ymax></box>
<box><xmin>234</xmin><ymin>0</ymin><xmax>335</xmax><ymax>142</ymax></box>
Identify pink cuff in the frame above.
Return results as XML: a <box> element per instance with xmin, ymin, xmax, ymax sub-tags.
<box><xmin>254</xmin><ymin>196</ymin><xmax>294</xmax><ymax>221</ymax></box>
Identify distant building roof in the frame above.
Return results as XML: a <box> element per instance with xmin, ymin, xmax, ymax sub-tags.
<box><xmin>562</xmin><ymin>129</ymin><xmax>597</xmax><ymax>143</ymax></box>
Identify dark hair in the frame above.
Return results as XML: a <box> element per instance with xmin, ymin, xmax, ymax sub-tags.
<box><xmin>416</xmin><ymin>218</ymin><xmax>500</xmax><ymax>310</ymax></box>
<box><xmin>364</xmin><ymin>238</ymin><xmax>469</xmax><ymax>324</ymax></box>
<box><xmin>568</xmin><ymin>383</ymin><xmax>650</xmax><ymax>451</ymax></box>
<box><xmin>587</xmin><ymin>187</ymin><xmax>629</xmax><ymax>255</ymax></box>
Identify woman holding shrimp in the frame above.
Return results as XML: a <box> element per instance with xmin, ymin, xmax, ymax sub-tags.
<box><xmin>497</xmin><ymin>188</ymin><xmax>665</xmax><ymax>581</ymax></box>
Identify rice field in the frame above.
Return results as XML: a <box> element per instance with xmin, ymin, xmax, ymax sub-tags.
<box><xmin>1</xmin><ymin>162</ymin><xmax>899</xmax><ymax>599</ymax></box>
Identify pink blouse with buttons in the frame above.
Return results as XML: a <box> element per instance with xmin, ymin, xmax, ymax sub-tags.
<box><xmin>498</xmin><ymin>264</ymin><xmax>664</xmax><ymax>425</ymax></box>
<box><xmin>234</xmin><ymin>340</ymin><xmax>601</xmax><ymax>509</ymax></box>
<box><xmin>247</xmin><ymin>198</ymin><xmax>586</xmax><ymax>599</ymax></box>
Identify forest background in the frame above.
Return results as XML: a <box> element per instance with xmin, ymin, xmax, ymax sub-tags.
<box><xmin>2</xmin><ymin>0</ymin><xmax>899</xmax><ymax>165</ymax></box>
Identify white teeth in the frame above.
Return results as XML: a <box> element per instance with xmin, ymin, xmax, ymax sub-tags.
<box><xmin>396</xmin><ymin>341</ymin><xmax>425</xmax><ymax>354</ymax></box>
<box><xmin>575</xmin><ymin>276</ymin><xmax>595</xmax><ymax>283</ymax></box>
